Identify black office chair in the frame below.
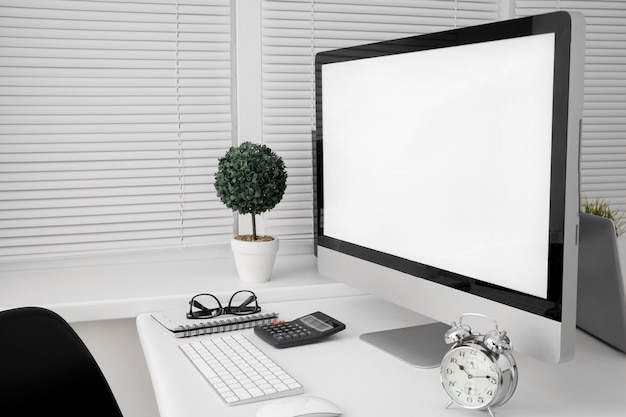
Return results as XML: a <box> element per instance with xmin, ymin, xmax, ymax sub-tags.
<box><xmin>0</xmin><ymin>306</ymin><xmax>124</xmax><ymax>417</ymax></box>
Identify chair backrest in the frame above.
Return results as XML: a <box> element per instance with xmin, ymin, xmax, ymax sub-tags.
<box><xmin>0</xmin><ymin>306</ymin><xmax>124</xmax><ymax>417</ymax></box>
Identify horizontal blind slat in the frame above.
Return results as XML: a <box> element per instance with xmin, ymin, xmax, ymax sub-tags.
<box><xmin>0</xmin><ymin>0</ymin><xmax>234</xmax><ymax>260</ymax></box>
<box><xmin>516</xmin><ymin>0</ymin><xmax>626</xmax><ymax>212</ymax></box>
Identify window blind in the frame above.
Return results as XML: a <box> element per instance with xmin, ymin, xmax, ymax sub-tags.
<box><xmin>260</xmin><ymin>0</ymin><xmax>500</xmax><ymax>240</ymax></box>
<box><xmin>516</xmin><ymin>0</ymin><xmax>626</xmax><ymax>212</ymax></box>
<box><xmin>0</xmin><ymin>0</ymin><xmax>234</xmax><ymax>261</ymax></box>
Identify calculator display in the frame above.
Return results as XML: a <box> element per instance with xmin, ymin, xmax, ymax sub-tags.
<box><xmin>300</xmin><ymin>315</ymin><xmax>333</xmax><ymax>332</ymax></box>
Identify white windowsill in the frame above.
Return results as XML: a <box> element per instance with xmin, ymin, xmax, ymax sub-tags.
<box><xmin>0</xmin><ymin>241</ymin><xmax>362</xmax><ymax>323</ymax></box>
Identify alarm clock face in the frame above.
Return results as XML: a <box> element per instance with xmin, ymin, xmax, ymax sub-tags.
<box><xmin>440</xmin><ymin>345</ymin><xmax>501</xmax><ymax>409</ymax></box>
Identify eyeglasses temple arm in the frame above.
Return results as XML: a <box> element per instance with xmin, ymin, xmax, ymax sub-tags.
<box><xmin>191</xmin><ymin>299</ymin><xmax>211</xmax><ymax>312</ymax></box>
<box><xmin>239</xmin><ymin>295</ymin><xmax>256</xmax><ymax>308</ymax></box>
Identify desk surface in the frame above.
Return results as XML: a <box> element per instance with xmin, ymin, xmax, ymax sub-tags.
<box><xmin>137</xmin><ymin>294</ymin><xmax>626</xmax><ymax>417</ymax></box>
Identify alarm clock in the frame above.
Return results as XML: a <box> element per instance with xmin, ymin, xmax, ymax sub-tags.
<box><xmin>440</xmin><ymin>313</ymin><xmax>518</xmax><ymax>417</ymax></box>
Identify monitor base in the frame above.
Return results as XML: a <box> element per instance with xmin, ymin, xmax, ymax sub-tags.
<box><xmin>360</xmin><ymin>322</ymin><xmax>451</xmax><ymax>368</ymax></box>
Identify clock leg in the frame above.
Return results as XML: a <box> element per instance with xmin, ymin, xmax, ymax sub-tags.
<box><xmin>487</xmin><ymin>406</ymin><xmax>496</xmax><ymax>417</ymax></box>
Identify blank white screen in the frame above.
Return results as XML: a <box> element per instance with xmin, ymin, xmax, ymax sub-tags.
<box><xmin>322</xmin><ymin>33</ymin><xmax>555</xmax><ymax>299</ymax></box>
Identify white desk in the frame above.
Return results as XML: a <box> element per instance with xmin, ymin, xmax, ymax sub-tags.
<box><xmin>137</xmin><ymin>293</ymin><xmax>626</xmax><ymax>417</ymax></box>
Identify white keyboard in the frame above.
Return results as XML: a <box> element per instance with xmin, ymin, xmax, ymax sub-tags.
<box><xmin>179</xmin><ymin>333</ymin><xmax>304</xmax><ymax>406</ymax></box>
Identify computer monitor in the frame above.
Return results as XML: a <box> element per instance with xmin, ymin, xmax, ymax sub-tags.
<box><xmin>314</xmin><ymin>11</ymin><xmax>585</xmax><ymax>365</ymax></box>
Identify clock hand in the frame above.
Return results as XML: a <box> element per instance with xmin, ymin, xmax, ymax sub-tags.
<box><xmin>457</xmin><ymin>364</ymin><xmax>472</xmax><ymax>376</ymax></box>
<box><xmin>456</xmin><ymin>361</ymin><xmax>490</xmax><ymax>380</ymax></box>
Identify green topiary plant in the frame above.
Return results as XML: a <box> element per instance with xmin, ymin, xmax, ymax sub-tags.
<box><xmin>214</xmin><ymin>141</ymin><xmax>288</xmax><ymax>241</ymax></box>
<box><xmin>582</xmin><ymin>196</ymin><xmax>626</xmax><ymax>237</ymax></box>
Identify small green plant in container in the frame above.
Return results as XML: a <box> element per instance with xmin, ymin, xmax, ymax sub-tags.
<box><xmin>214</xmin><ymin>141</ymin><xmax>288</xmax><ymax>282</ymax></box>
<box><xmin>582</xmin><ymin>197</ymin><xmax>626</xmax><ymax>237</ymax></box>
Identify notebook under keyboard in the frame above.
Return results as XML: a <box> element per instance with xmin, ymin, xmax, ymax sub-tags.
<box><xmin>179</xmin><ymin>333</ymin><xmax>304</xmax><ymax>406</ymax></box>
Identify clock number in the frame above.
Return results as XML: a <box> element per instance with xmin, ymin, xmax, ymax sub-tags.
<box><xmin>446</xmin><ymin>368</ymin><xmax>453</xmax><ymax>375</ymax></box>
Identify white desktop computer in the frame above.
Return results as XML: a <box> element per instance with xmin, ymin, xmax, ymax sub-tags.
<box><xmin>314</xmin><ymin>11</ymin><xmax>585</xmax><ymax>365</ymax></box>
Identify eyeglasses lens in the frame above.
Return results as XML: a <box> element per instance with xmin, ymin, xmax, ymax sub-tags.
<box><xmin>190</xmin><ymin>295</ymin><xmax>220</xmax><ymax>318</ymax></box>
<box><xmin>229</xmin><ymin>291</ymin><xmax>259</xmax><ymax>315</ymax></box>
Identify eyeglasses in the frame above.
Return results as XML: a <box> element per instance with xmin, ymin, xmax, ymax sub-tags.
<box><xmin>187</xmin><ymin>290</ymin><xmax>261</xmax><ymax>319</ymax></box>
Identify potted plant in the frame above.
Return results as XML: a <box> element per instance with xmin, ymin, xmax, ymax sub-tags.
<box><xmin>582</xmin><ymin>196</ymin><xmax>626</xmax><ymax>237</ymax></box>
<box><xmin>214</xmin><ymin>141</ymin><xmax>288</xmax><ymax>282</ymax></box>
<box><xmin>582</xmin><ymin>196</ymin><xmax>626</xmax><ymax>265</ymax></box>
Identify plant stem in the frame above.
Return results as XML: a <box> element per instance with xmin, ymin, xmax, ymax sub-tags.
<box><xmin>251</xmin><ymin>213</ymin><xmax>257</xmax><ymax>240</ymax></box>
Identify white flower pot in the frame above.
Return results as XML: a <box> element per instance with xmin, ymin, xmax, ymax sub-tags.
<box><xmin>231</xmin><ymin>236</ymin><xmax>279</xmax><ymax>283</ymax></box>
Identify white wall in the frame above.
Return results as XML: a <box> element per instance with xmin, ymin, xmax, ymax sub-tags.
<box><xmin>72</xmin><ymin>319</ymin><xmax>160</xmax><ymax>417</ymax></box>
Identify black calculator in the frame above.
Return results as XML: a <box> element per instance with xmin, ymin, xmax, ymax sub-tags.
<box><xmin>254</xmin><ymin>311</ymin><xmax>346</xmax><ymax>348</ymax></box>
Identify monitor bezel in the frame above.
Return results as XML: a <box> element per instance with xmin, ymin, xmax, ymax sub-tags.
<box><xmin>314</xmin><ymin>12</ymin><xmax>578</xmax><ymax>324</ymax></box>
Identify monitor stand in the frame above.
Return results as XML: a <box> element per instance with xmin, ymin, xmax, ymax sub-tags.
<box><xmin>359</xmin><ymin>322</ymin><xmax>451</xmax><ymax>368</ymax></box>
